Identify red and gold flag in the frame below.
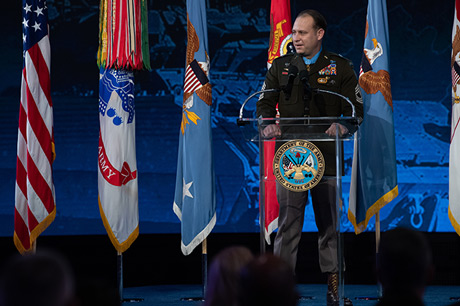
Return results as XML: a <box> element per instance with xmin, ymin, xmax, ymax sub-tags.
<box><xmin>263</xmin><ymin>0</ymin><xmax>292</xmax><ymax>243</ymax></box>
<box><xmin>267</xmin><ymin>0</ymin><xmax>293</xmax><ymax>67</ymax></box>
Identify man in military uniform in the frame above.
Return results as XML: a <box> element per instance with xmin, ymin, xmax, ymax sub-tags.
<box><xmin>256</xmin><ymin>9</ymin><xmax>363</xmax><ymax>306</ymax></box>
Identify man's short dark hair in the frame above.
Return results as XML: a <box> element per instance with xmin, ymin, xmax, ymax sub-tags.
<box><xmin>297</xmin><ymin>9</ymin><xmax>328</xmax><ymax>32</ymax></box>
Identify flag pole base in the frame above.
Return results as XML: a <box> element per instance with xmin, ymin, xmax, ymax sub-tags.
<box><xmin>299</xmin><ymin>296</ymin><xmax>315</xmax><ymax>300</ymax></box>
<box><xmin>180</xmin><ymin>297</ymin><xmax>204</xmax><ymax>302</ymax></box>
<box><xmin>122</xmin><ymin>298</ymin><xmax>144</xmax><ymax>303</ymax></box>
<box><xmin>180</xmin><ymin>241</ymin><xmax>208</xmax><ymax>302</ymax></box>
<box><xmin>117</xmin><ymin>253</ymin><xmax>144</xmax><ymax>304</ymax></box>
<box><xmin>355</xmin><ymin>296</ymin><xmax>380</xmax><ymax>301</ymax></box>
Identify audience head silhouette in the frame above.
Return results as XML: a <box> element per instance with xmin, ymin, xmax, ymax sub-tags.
<box><xmin>0</xmin><ymin>250</ymin><xmax>76</xmax><ymax>306</ymax></box>
<box><xmin>238</xmin><ymin>253</ymin><xmax>298</xmax><ymax>306</ymax></box>
<box><xmin>204</xmin><ymin>246</ymin><xmax>254</xmax><ymax>306</ymax></box>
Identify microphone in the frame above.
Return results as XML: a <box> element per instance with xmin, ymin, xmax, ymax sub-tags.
<box><xmin>282</xmin><ymin>65</ymin><xmax>298</xmax><ymax>101</ymax></box>
<box><xmin>299</xmin><ymin>70</ymin><xmax>312</xmax><ymax>101</ymax></box>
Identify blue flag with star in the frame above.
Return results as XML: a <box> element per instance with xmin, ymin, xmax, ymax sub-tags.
<box><xmin>173</xmin><ymin>0</ymin><xmax>215</xmax><ymax>255</ymax></box>
<box><xmin>348</xmin><ymin>0</ymin><xmax>398</xmax><ymax>234</ymax></box>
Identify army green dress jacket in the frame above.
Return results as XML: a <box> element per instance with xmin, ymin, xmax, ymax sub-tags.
<box><xmin>256</xmin><ymin>50</ymin><xmax>364</xmax><ymax>176</ymax></box>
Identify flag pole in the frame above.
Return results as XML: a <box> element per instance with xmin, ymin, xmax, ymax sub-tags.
<box><xmin>117</xmin><ymin>251</ymin><xmax>123</xmax><ymax>302</ymax></box>
<box><xmin>180</xmin><ymin>239</ymin><xmax>208</xmax><ymax>302</ymax></box>
<box><xmin>375</xmin><ymin>212</ymin><xmax>380</xmax><ymax>254</ymax></box>
<box><xmin>355</xmin><ymin>214</ymin><xmax>382</xmax><ymax>301</ymax></box>
<box><xmin>116</xmin><ymin>250</ymin><xmax>144</xmax><ymax>303</ymax></box>
<box><xmin>32</xmin><ymin>240</ymin><xmax>37</xmax><ymax>253</ymax></box>
<box><xmin>375</xmin><ymin>212</ymin><xmax>381</xmax><ymax>253</ymax></box>
<box><xmin>202</xmin><ymin>238</ymin><xmax>208</xmax><ymax>298</ymax></box>
<box><xmin>375</xmin><ymin>213</ymin><xmax>382</xmax><ymax>298</ymax></box>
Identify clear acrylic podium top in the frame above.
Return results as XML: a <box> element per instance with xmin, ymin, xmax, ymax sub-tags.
<box><xmin>237</xmin><ymin>116</ymin><xmax>360</xmax><ymax>142</ymax></box>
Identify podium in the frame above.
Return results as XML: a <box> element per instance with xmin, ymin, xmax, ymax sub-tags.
<box><xmin>238</xmin><ymin>115</ymin><xmax>359</xmax><ymax>305</ymax></box>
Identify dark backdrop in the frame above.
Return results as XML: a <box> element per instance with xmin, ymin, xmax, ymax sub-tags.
<box><xmin>0</xmin><ymin>0</ymin><xmax>453</xmax><ymax>236</ymax></box>
<box><xmin>1</xmin><ymin>0</ymin><xmax>459</xmax><ymax>289</ymax></box>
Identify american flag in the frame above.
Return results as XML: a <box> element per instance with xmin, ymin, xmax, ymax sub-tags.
<box><xmin>184</xmin><ymin>59</ymin><xmax>209</xmax><ymax>94</ymax></box>
<box><xmin>452</xmin><ymin>61</ymin><xmax>460</xmax><ymax>89</ymax></box>
<box><xmin>15</xmin><ymin>0</ymin><xmax>56</xmax><ymax>253</ymax></box>
<box><xmin>282</xmin><ymin>155</ymin><xmax>293</xmax><ymax>171</ymax></box>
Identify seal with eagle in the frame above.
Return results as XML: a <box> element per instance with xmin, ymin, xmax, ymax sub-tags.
<box><xmin>359</xmin><ymin>20</ymin><xmax>393</xmax><ymax>109</ymax></box>
<box><xmin>452</xmin><ymin>25</ymin><xmax>460</xmax><ymax>104</ymax></box>
<box><xmin>180</xmin><ymin>13</ymin><xmax>213</xmax><ymax>134</ymax></box>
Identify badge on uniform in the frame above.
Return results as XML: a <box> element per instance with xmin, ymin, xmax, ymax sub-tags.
<box><xmin>318</xmin><ymin>64</ymin><xmax>337</xmax><ymax>76</ymax></box>
<box><xmin>317</xmin><ymin>77</ymin><xmax>328</xmax><ymax>84</ymax></box>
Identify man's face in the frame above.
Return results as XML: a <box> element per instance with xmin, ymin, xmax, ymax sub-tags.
<box><xmin>292</xmin><ymin>15</ymin><xmax>324</xmax><ymax>58</ymax></box>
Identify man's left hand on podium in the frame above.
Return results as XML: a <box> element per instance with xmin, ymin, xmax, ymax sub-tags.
<box><xmin>325</xmin><ymin>123</ymin><xmax>348</xmax><ymax>137</ymax></box>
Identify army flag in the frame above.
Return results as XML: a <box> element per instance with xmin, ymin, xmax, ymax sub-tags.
<box><xmin>263</xmin><ymin>0</ymin><xmax>293</xmax><ymax>243</ymax></box>
<box><xmin>15</xmin><ymin>0</ymin><xmax>56</xmax><ymax>254</ymax></box>
<box><xmin>97</xmin><ymin>0</ymin><xmax>150</xmax><ymax>252</ymax></box>
<box><xmin>449</xmin><ymin>0</ymin><xmax>460</xmax><ymax>235</ymax></box>
<box><xmin>98</xmin><ymin>69</ymin><xmax>138</xmax><ymax>253</ymax></box>
<box><xmin>173</xmin><ymin>0</ymin><xmax>215</xmax><ymax>256</ymax></box>
<box><xmin>348</xmin><ymin>0</ymin><xmax>398</xmax><ymax>234</ymax></box>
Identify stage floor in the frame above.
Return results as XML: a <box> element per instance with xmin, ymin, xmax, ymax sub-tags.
<box><xmin>121</xmin><ymin>284</ymin><xmax>460</xmax><ymax>306</ymax></box>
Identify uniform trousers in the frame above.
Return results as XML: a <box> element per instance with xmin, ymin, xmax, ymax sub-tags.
<box><xmin>273</xmin><ymin>177</ymin><xmax>339</xmax><ymax>273</ymax></box>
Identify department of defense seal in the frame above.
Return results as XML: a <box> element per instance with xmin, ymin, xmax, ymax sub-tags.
<box><xmin>273</xmin><ymin>140</ymin><xmax>325</xmax><ymax>192</ymax></box>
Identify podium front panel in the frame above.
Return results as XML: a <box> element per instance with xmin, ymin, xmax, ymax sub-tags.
<box><xmin>240</xmin><ymin>116</ymin><xmax>359</xmax><ymax>305</ymax></box>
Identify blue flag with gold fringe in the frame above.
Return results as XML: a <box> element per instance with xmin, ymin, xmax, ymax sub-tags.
<box><xmin>173</xmin><ymin>0</ymin><xmax>216</xmax><ymax>255</ymax></box>
<box><xmin>348</xmin><ymin>0</ymin><xmax>398</xmax><ymax>234</ymax></box>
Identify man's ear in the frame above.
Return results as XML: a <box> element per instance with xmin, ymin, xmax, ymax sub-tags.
<box><xmin>317</xmin><ymin>28</ymin><xmax>325</xmax><ymax>41</ymax></box>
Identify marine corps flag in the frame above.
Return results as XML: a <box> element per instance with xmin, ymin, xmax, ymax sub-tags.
<box><xmin>263</xmin><ymin>0</ymin><xmax>293</xmax><ymax>243</ymax></box>
<box><xmin>267</xmin><ymin>0</ymin><xmax>293</xmax><ymax>68</ymax></box>
<box><xmin>15</xmin><ymin>0</ymin><xmax>56</xmax><ymax>254</ymax></box>
<box><xmin>449</xmin><ymin>0</ymin><xmax>460</xmax><ymax>235</ymax></box>
<box><xmin>173</xmin><ymin>0</ymin><xmax>216</xmax><ymax>255</ymax></box>
<box><xmin>97</xmin><ymin>0</ymin><xmax>150</xmax><ymax>252</ymax></box>
<box><xmin>348</xmin><ymin>0</ymin><xmax>398</xmax><ymax>234</ymax></box>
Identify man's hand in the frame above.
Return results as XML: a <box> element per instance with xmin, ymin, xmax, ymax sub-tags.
<box><xmin>262</xmin><ymin>124</ymin><xmax>281</xmax><ymax>138</ymax></box>
<box><xmin>325</xmin><ymin>123</ymin><xmax>348</xmax><ymax>137</ymax></box>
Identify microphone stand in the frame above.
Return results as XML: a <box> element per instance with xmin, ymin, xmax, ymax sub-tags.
<box><xmin>312</xmin><ymin>88</ymin><xmax>356</xmax><ymax>118</ymax></box>
<box><xmin>238</xmin><ymin>88</ymin><xmax>281</xmax><ymax>125</ymax></box>
<box><xmin>237</xmin><ymin>88</ymin><xmax>359</xmax><ymax>127</ymax></box>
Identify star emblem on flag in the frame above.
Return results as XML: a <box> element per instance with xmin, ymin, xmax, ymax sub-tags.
<box><xmin>182</xmin><ymin>178</ymin><xmax>194</xmax><ymax>200</ymax></box>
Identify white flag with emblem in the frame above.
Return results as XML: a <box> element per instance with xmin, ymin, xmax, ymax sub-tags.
<box><xmin>98</xmin><ymin>68</ymin><xmax>139</xmax><ymax>252</ymax></box>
